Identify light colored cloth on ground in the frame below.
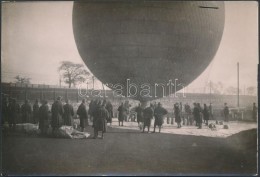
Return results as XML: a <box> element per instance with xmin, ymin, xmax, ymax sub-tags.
<box><xmin>13</xmin><ymin>123</ymin><xmax>90</xmax><ymax>139</ymax></box>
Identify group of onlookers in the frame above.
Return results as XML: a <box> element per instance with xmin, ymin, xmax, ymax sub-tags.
<box><xmin>2</xmin><ymin>96</ymin><xmax>114</xmax><ymax>139</ymax></box>
<box><xmin>2</xmin><ymin>95</ymin><xmax>258</xmax><ymax>136</ymax></box>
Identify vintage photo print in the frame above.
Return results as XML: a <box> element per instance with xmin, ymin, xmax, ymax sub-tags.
<box><xmin>1</xmin><ymin>1</ymin><xmax>258</xmax><ymax>176</ymax></box>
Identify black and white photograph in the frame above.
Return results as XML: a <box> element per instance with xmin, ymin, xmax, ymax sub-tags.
<box><xmin>1</xmin><ymin>1</ymin><xmax>258</xmax><ymax>176</ymax></box>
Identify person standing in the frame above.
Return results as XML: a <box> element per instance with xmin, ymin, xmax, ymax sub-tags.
<box><xmin>77</xmin><ymin>99</ymin><xmax>88</xmax><ymax>132</ymax></box>
<box><xmin>185</xmin><ymin>103</ymin><xmax>192</xmax><ymax>126</ymax></box>
<box><xmin>174</xmin><ymin>103</ymin><xmax>181</xmax><ymax>128</ymax></box>
<box><xmin>153</xmin><ymin>102</ymin><xmax>168</xmax><ymax>133</ymax></box>
<box><xmin>143</xmin><ymin>104</ymin><xmax>154</xmax><ymax>133</ymax></box>
<box><xmin>39</xmin><ymin>100</ymin><xmax>50</xmax><ymax>135</ymax></box>
<box><xmin>118</xmin><ymin>102</ymin><xmax>127</xmax><ymax>126</ymax></box>
<box><xmin>33</xmin><ymin>99</ymin><xmax>40</xmax><ymax>124</ymax></box>
<box><xmin>193</xmin><ymin>103</ymin><xmax>201</xmax><ymax>129</ymax></box>
<box><xmin>135</xmin><ymin>103</ymin><xmax>144</xmax><ymax>126</ymax></box>
<box><xmin>8</xmin><ymin>98</ymin><xmax>20</xmax><ymax>130</ymax></box>
<box><xmin>193</xmin><ymin>103</ymin><xmax>198</xmax><ymax>127</ymax></box>
<box><xmin>63</xmin><ymin>99</ymin><xmax>74</xmax><ymax>126</ymax></box>
<box><xmin>252</xmin><ymin>102</ymin><xmax>257</xmax><ymax>121</ymax></box>
<box><xmin>223</xmin><ymin>103</ymin><xmax>229</xmax><ymax>122</ymax></box>
<box><xmin>209</xmin><ymin>103</ymin><xmax>214</xmax><ymax>122</ymax></box>
<box><xmin>2</xmin><ymin>96</ymin><xmax>9</xmax><ymax>125</ymax></box>
<box><xmin>93</xmin><ymin>101</ymin><xmax>109</xmax><ymax>139</ymax></box>
<box><xmin>21</xmin><ymin>99</ymin><xmax>32</xmax><ymax>123</ymax></box>
<box><xmin>51</xmin><ymin>96</ymin><xmax>64</xmax><ymax>135</ymax></box>
<box><xmin>88</xmin><ymin>100</ymin><xmax>94</xmax><ymax>122</ymax></box>
<box><xmin>203</xmin><ymin>104</ymin><xmax>209</xmax><ymax>126</ymax></box>
<box><xmin>105</xmin><ymin>100</ymin><xmax>113</xmax><ymax>126</ymax></box>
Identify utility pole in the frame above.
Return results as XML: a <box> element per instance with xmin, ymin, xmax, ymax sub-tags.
<box><xmin>237</xmin><ymin>62</ymin><xmax>240</xmax><ymax>108</ymax></box>
<box><xmin>92</xmin><ymin>76</ymin><xmax>95</xmax><ymax>90</ymax></box>
<box><xmin>59</xmin><ymin>74</ymin><xmax>61</xmax><ymax>88</ymax></box>
<box><xmin>210</xmin><ymin>80</ymin><xmax>212</xmax><ymax>103</ymax></box>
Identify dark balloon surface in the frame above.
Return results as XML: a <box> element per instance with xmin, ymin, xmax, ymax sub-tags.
<box><xmin>73</xmin><ymin>1</ymin><xmax>225</xmax><ymax>101</ymax></box>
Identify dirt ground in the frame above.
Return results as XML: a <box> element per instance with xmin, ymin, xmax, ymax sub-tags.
<box><xmin>1</xmin><ymin>125</ymin><xmax>257</xmax><ymax>176</ymax></box>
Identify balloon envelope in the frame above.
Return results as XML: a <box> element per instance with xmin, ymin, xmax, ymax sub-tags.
<box><xmin>72</xmin><ymin>1</ymin><xmax>225</xmax><ymax>101</ymax></box>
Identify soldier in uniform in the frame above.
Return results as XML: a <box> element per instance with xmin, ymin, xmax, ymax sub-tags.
<box><xmin>51</xmin><ymin>96</ymin><xmax>64</xmax><ymax>135</ymax></box>
<box><xmin>21</xmin><ymin>99</ymin><xmax>32</xmax><ymax>123</ymax></box>
<box><xmin>135</xmin><ymin>103</ymin><xmax>144</xmax><ymax>126</ymax></box>
<box><xmin>118</xmin><ymin>102</ymin><xmax>127</xmax><ymax>126</ymax></box>
<box><xmin>93</xmin><ymin>101</ymin><xmax>109</xmax><ymax>139</ymax></box>
<box><xmin>77</xmin><ymin>99</ymin><xmax>88</xmax><ymax>132</ymax></box>
<box><xmin>8</xmin><ymin>98</ymin><xmax>20</xmax><ymax>130</ymax></box>
<box><xmin>33</xmin><ymin>99</ymin><xmax>40</xmax><ymax>124</ymax></box>
<box><xmin>143</xmin><ymin>104</ymin><xmax>154</xmax><ymax>133</ymax></box>
<box><xmin>153</xmin><ymin>102</ymin><xmax>168</xmax><ymax>133</ymax></box>
<box><xmin>39</xmin><ymin>100</ymin><xmax>50</xmax><ymax>135</ymax></box>
<box><xmin>223</xmin><ymin>103</ymin><xmax>229</xmax><ymax>122</ymax></box>
<box><xmin>63</xmin><ymin>99</ymin><xmax>74</xmax><ymax>126</ymax></box>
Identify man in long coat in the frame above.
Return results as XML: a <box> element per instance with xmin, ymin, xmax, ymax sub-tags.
<box><xmin>39</xmin><ymin>100</ymin><xmax>50</xmax><ymax>135</ymax></box>
<box><xmin>118</xmin><ymin>102</ymin><xmax>127</xmax><ymax>126</ymax></box>
<box><xmin>105</xmin><ymin>100</ymin><xmax>113</xmax><ymax>125</ymax></box>
<box><xmin>88</xmin><ymin>100</ymin><xmax>94</xmax><ymax>122</ymax></box>
<box><xmin>185</xmin><ymin>103</ymin><xmax>192</xmax><ymax>126</ymax></box>
<box><xmin>63</xmin><ymin>99</ymin><xmax>74</xmax><ymax>126</ymax></box>
<box><xmin>93</xmin><ymin>101</ymin><xmax>109</xmax><ymax>139</ymax></box>
<box><xmin>203</xmin><ymin>104</ymin><xmax>209</xmax><ymax>126</ymax></box>
<box><xmin>174</xmin><ymin>103</ymin><xmax>181</xmax><ymax>128</ymax></box>
<box><xmin>21</xmin><ymin>99</ymin><xmax>32</xmax><ymax>123</ymax></box>
<box><xmin>193</xmin><ymin>103</ymin><xmax>201</xmax><ymax>129</ymax></box>
<box><xmin>143</xmin><ymin>104</ymin><xmax>154</xmax><ymax>133</ymax></box>
<box><xmin>135</xmin><ymin>103</ymin><xmax>144</xmax><ymax>126</ymax></box>
<box><xmin>51</xmin><ymin>96</ymin><xmax>64</xmax><ymax>134</ymax></box>
<box><xmin>223</xmin><ymin>103</ymin><xmax>229</xmax><ymax>122</ymax></box>
<box><xmin>77</xmin><ymin>99</ymin><xmax>88</xmax><ymax>132</ymax></box>
<box><xmin>8</xmin><ymin>98</ymin><xmax>20</xmax><ymax>130</ymax></box>
<box><xmin>153</xmin><ymin>102</ymin><xmax>168</xmax><ymax>133</ymax></box>
<box><xmin>33</xmin><ymin>99</ymin><xmax>40</xmax><ymax>124</ymax></box>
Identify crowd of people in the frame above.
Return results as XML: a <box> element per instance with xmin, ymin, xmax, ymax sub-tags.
<box><xmin>1</xmin><ymin>95</ymin><xmax>258</xmax><ymax>138</ymax></box>
<box><xmin>2</xmin><ymin>96</ymin><xmax>114</xmax><ymax>139</ymax></box>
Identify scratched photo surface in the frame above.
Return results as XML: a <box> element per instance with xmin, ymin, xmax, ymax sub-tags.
<box><xmin>1</xmin><ymin>1</ymin><xmax>258</xmax><ymax>176</ymax></box>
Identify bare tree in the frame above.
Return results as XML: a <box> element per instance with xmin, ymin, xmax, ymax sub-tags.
<box><xmin>14</xmin><ymin>75</ymin><xmax>31</xmax><ymax>84</ymax></box>
<box><xmin>58</xmin><ymin>61</ymin><xmax>90</xmax><ymax>88</ymax></box>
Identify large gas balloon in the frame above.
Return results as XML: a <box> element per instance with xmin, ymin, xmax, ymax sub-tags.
<box><xmin>73</xmin><ymin>1</ymin><xmax>225</xmax><ymax>101</ymax></box>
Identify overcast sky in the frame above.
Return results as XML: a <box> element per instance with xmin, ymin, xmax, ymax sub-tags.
<box><xmin>1</xmin><ymin>1</ymin><xmax>258</xmax><ymax>92</ymax></box>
